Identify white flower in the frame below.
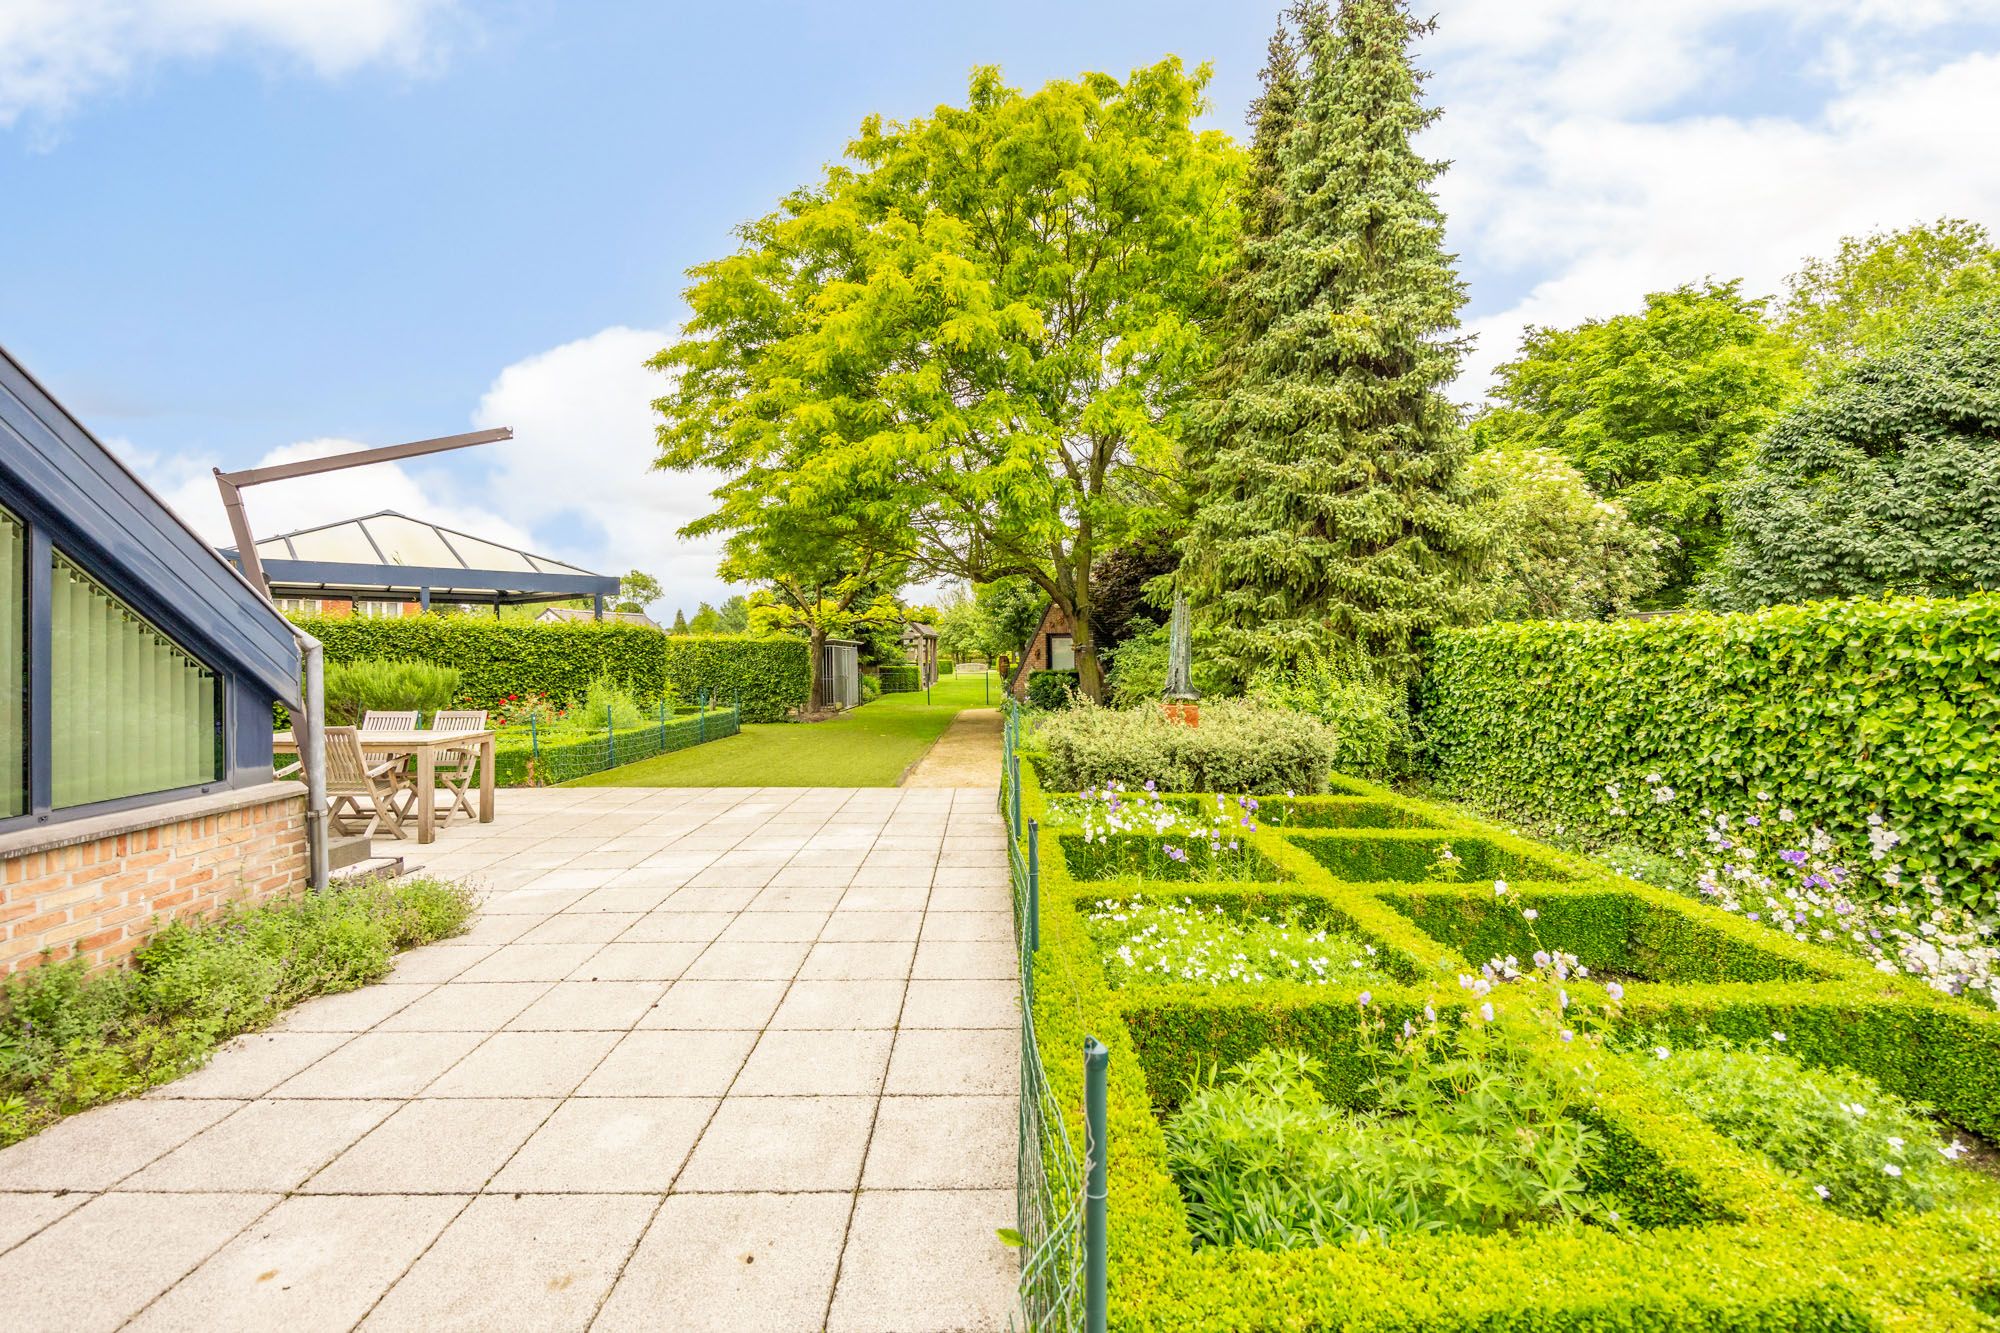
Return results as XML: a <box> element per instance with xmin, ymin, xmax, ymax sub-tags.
<box><xmin>1883</xmin><ymin>1163</ymin><xmax>1903</xmax><ymax>1178</ymax></box>
<box><xmin>1941</xmin><ymin>1140</ymin><xmax>1967</xmax><ymax>1161</ymax></box>
<box><xmin>1771</xmin><ymin>1031</ymin><xmax>1786</xmax><ymax>1043</ymax></box>
<box><xmin>1813</xmin><ymin>1184</ymin><xmax>1830</xmax><ymax>1199</ymax></box>
<box><xmin>1494</xmin><ymin>880</ymin><xmax>1509</xmax><ymax>897</ymax></box>
<box><xmin>1652</xmin><ymin>1046</ymin><xmax>1670</xmax><ymax>1060</ymax></box>
<box><xmin>1521</xmin><ymin>908</ymin><xmax>1538</xmax><ymax>922</ymax></box>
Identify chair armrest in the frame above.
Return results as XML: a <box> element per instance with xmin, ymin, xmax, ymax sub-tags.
<box><xmin>365</xmin><ymin>758</ymin><xmax>405</xmax><ymax>779</ymax></box>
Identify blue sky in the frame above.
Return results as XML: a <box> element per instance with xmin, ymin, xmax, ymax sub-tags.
<box><xmin>3</xmin><ymin>1</ymin><xmax>1998</xmax><ymax>611</ymax></box>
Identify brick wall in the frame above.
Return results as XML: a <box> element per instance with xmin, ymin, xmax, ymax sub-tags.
<box><xmin>0</xmin><ymin>786</ymin><xmax>309</xmax><ymax>976</ymax></box>
<box><xmin>1009</xmin><ymin>603</ymin><xmax>1075</xmax><ymax>698</ymax></box>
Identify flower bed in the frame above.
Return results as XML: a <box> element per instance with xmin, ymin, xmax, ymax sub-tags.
<box><xmin>1011</xmin><ymin>758</ymin><xmax>2000</xmax><ymax>1330</ymax></box>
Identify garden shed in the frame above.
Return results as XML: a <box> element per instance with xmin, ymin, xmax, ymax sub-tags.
<box><xmin>220</xmin><ymin>510</ymin><xmax>620</xmax><ymax>619</ymax></box>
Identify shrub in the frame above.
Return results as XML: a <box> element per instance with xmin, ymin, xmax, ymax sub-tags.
<box><xmin>0</xmin><ymin>876</ymin><xmax>473</xmax><ymax>1145</ymax></box>
<box><xmin>1249</xmin><ymin>657</ymin><xmax>1408</xmax><ymax>779</ymax></box>
<box><xmin>878</xmin><ymin>663</ymin><xmax>919</xmax><ymax>693</ymax></box>
<box><xmin>1030</xmin><ymin>699</ymin><xmax>1334</xmax><ymax>795</ymax></box>
<box><xmin>292</xmin><ymin>617</ymin><xmax>810</xmax><ymax>722</ymax></box>
<box><xmin>1636</xmin><ymin>1043</ymin><xmax>1968</xmax><ymax>1218</ymax></box>
<box><xmin>1105</xmin><ymin>622</ymin><xmax>1236</xmax><ymax>707</ymax></box>
<box><xmin>321</xmin><ymin>657</ymin><xmax>463</xmax><ymax>726</ymax></box>
<box><xmin>1026</xmin><ymin>669</ymin><xmax>1079</xmax><ymax>710</ymax></box>
<box><xmin>1164</xmin><ymin>1043</ymin><xmax>1605</xmax><ymax>1251</ymax></box>
<box><xmin>1420</xmin><ymin>594</ymin><xmax>2000</xmax><ymax>909</ymax></box>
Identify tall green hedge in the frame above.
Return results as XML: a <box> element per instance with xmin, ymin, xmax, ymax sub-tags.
<box><xmin>1420</xmin><ymin>594</ymin><xmax>2000</xmax><ymax>908</ymax></box>
<box><xmin>290</xmin><ymin>618</ymin><xmax>810</xmax><ymax>722</ymax></box>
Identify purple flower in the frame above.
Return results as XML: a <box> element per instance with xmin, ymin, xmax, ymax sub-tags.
<box><xmin>1479</xmin><ymin>1002</ymin><xmax>1494</xmax><ymax>1023</ymax></box>
<box><xmin>1779</xmin><ymin>849</ymin><xmax>1809</xmax><ymax>867</ymax></box>
<box><xmin>1559</xmin><ymin>1029</ymin><xmax>1574</xmax><ymax>1042</ymax></box>
<box><xmin>1605</xmin><ymin>982</ymin><xmax>1625</xmax><ymax>1001</ymax></box>
<box><xmin>1357</xmin><ymin>991</ymin><xmax>1372</xmax><ymax>1007</ymax></box>
<box><xmin>1143</xmin><ymin>779</ymin><xmax>1156</xmax><ymax>792</ymax></box>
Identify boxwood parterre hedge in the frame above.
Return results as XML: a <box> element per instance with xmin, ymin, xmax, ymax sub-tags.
<box><xmin>1009</xmin><ymin>753</ymin><xmax>2000</xmax><ymax>1331</ymax></box>
<box><xmin>290</xmin><ymin>617</ymin><xmax>810</xmax><ymax>722</ymax></box>
<box><xmin>1419</xmin><ymin>594</ymin><xmax>2000</xmax><ymax>910</ymax></box>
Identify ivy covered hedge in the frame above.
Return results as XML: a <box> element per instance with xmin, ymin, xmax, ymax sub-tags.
<box><xmin>1008</xmin><ymin>753</ymin><xmax>2000</xmax><ymax>1330</ymax></box>
<box><xmin>1420</xmin><ymin>594</ymin><xmax>2000</xmax><ymax>909</ymax></box>
<box><xmin>290</xmin><ymin>617</ymin><xmax>810</xmax><ymax>722</ymax></box>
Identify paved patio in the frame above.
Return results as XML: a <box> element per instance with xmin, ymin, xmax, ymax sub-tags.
<box><xmin>0</xmin><ymin>786</ymin><xmax>1020</xmax><ymax>1332</ymax></box>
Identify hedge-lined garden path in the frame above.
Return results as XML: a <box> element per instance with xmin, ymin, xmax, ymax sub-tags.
<box><xmin>902</xmin><ymin>709</ymin><xmax>1003</xmax><ymax>788</ymax></box>
<box><xmin>0</xmin><ymin>785</ymin><xmax>1020</xmax><ymax>1332</ymax></box>
<box><xmin>568</xmin><ymin>670</ymin><xmax>1003</xmax><ymax>788</ymax></box>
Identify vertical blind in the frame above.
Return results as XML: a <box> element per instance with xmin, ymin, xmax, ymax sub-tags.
<box><xmin>51</xmin><ymin>552</ymin><xmax>219</xmax><ymax>808</ymax></box>
<box><xmin>0</xmin><ymin>507</ymin><xmax>21</xmax><ymax>818</ymax></box>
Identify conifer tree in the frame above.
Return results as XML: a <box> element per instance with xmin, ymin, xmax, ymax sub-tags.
<box><xmin>1186</xmin><ymin>0</ymin><xmax>1484</xmax><ymax>676</ymax></box>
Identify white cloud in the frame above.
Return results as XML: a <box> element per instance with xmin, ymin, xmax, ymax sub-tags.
<box><xmin>123</xmin><ymin>325</ymin><xmax>736</xmax><ymax>616</ymax></box>
<box><xmin>471</xmin><ymin>325</ymin><xmax>735</xmax><ymax>612</ymax></box>
<box><xmin>0</xmin><ymin>0</ymin><xmax>459</xmax><ymax>128</ymax></box>
<box><xmin>1420</xmin><ymin>1</ymin><xmax>2000</xmax><ymax>399</ymax></box>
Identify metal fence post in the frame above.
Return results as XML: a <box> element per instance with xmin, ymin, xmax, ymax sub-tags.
<box><xmin>1010</xmin><ymin>751</ymin><xmax>1022</xmax><ymax>838</ymax></box>
<box><xmin>529</xmin><ymin>714</ymin><xmax>540</xmax><ymax>786</ymax></box>
<box><xmin>1083</xmin><ymin>1036</ymin><xmax>1110</xmax><ymax>1333</ymax></box>
<box><xmin>606</xmin><ymin>704</ymin><xmax>616</xmax><ymax>769</ymax></box>
<box><xmin>1027</xmin><ymin>819</ymin><xmax>1041</xmax><ymax>955</ymax></box>
<box><xmin>658</xmin><ymin>700</ymin><xmax>666</xmax><ymax>750</ymax></box>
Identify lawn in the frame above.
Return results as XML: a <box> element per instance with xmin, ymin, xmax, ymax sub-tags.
<box><xmin>566</xmin><ymin>669</ymin><xmax>1001</xmax><ymax>787</ymax></box>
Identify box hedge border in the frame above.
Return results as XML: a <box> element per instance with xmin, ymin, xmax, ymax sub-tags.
<box><xmin>290</xmin><ymin>616</ymin><xmax>810</xmax><ymax>722</ymax></box>
<box><xmin>490</xmin><ymin>707</ymin><xmax>738</xmax><ymax>786</ymax></box>
<box><xmin>1010</xmin><ymin>757</ymin><xmax>2000</xmax><ymax>1331</ymax></box>
<box><xmin>1419</xmin><ymin>593</ymin><xmax>2000</xmax><ymax>910</ymax></box>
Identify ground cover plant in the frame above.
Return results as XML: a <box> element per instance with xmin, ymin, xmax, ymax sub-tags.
<box><xmin>1004</xmin><ymin>722</ymin><xmax>2000</xmax><ymax>1330</ymax></box>
<box><xmin>1086</xmin><ymin>897</ymin><xmax>1392</xmax><ymax>991</ymax></box>
<box><xmin>0</xmin><ymin>876</ymin><xmax>473</xmax><ymax>1145</ymax></box>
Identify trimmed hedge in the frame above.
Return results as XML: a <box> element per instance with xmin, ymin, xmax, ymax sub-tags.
<box><xmin>1008</xmin><ymin>747</ymin><xmax>2000</xmax><ymax>1330</ymax></box>
<box><xmin>1025</xmin><ymin>669</ymin><xmax>1079</xmax><ymax>710</ymax></box>
<box><xmin>491</xmin><ymin>708</ymin><xmax>738</xmax><ymax>785</ymax></box>
<box><xmin>1420</xmin><ymin>594</ymin><xmax>2000</xmax><ymax>910</ymax></box>
<box><xmin>878</xmin><ymin>663</ymin><xmax>919</xmax><ymax>693</ymax></box>
<box><xmin>291</xmin><ymin>617</ymin><xmax>810</xmax><ymax>723</ymax></box>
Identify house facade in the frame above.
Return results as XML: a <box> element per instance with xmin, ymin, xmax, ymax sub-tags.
<box><xmin>1</xmin><ymin>347</ymin><xmax>307</xmax><ymax>975</ymax></box>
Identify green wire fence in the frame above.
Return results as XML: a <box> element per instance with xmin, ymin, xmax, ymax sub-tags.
<box><xmin>521</xmin><ymin>695</ymin><xmax>741</xmax><ymax>786</ymax></box>
<box><xmin>1002</xmin><ymin>700</ymin><xmax>1107</xmax><ymax>1332</ymax></box>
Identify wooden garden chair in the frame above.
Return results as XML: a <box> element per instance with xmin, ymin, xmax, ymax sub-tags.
<box><xmin>324</xmin><ymin>725</ymin><xmax>409</xmax><ymax>840</ymax></box>
<box><xmin>360</xmin><ymin>710</ymin><xmax>420</xmax><ymax>732</ymax></box>
<box><xmin>422</xmin><ymin>709</ymin><xmax>490</xmax><ymax>826</ymax></box>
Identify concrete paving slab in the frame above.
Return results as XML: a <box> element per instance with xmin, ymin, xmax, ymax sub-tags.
<box><xmin>147</xmin><ymin>1031</ymin><xmax>353</xmax><ymax>1099</ymax></box>
<box><xmin>569</xmin><ymin>939</ymin><xmax>705</xmax><ymax>980</ymax></box>
<box><xmin>506</xmin><ymin>980</ymin><xmax>668</xmax><ymax>1031</ymax></box>
<box><xmin>732</xmin><ymin>1029</ymin><xmax>894</xmax><ymax>1097</ymax></box>
<box><xmin>453</xmin><ymin>942</ymin><xmax>604</xmax><ymax>983</ymax></box>
<box><xmin>0</xmin><ymin>1191</ymin><xmax>277</xmax><ymax>1333</ymax></box>
<box><xmin>489</xmin><ymin>1096</ymin><xmax>715</xmax><ymax>1193</ymax></box>
<box><xmin>617</xmin><ymin>910</ymin><xmax>735</xmax><ymax>942</ymax></box>
<box><xmin>376</xmin><ymin>980</ymin><xmax>551</xmax><ymax>1032</ymax></box>
<box><xmin>128</xmin><ymin>1193</ymin><xmax>464</xmax><ymax>1333</ymax></box>
<box><xmin>0</xmin><ymin>1189</ymin><xmax>89</xmax><ymax>1253</ymax></box>
<box><xmin>675</xmin><ymin>1096</ymin><xmax>875</xmax><ymax>1193</ymax></box>
<box><xmin>271</xmin><ymin>1031</ymin><xmax>485</xmax><ymax>1099</ymax></box>
<box><xmin>885</xmin><ymin>1030</ymin><xmax>1021</xmax><ymax>1098</ymax></box>
<box><xmin>361</xmin><ymin>1192</ymin><xmax>655</xmax><ymax>1331</ymax></box>
<box><xmin>577</xmin><ymin>1029</ymin><xmax>760</xmax><ymax>1098</ymax></box>
<box><xmin>303</xmin><ymin>1097</ymin><xmax>557</xmax><ymax>1193</ymax></box>
<box><xmin>902</xmin><ymin>979</ymin><xmax>1021</xmax><ymax>1030</ymax></box>
<box><xmin>863</xmin><ymin>1096</ymin><xmax>1016</xmax><ymax>1189</ymax></box>
<box><xmin>634</xmin><ymin>978</ymin><xmax>789</xmax><ymax>1030</ymax></box>
<box><xmin>769</xmin><ymin>979</ymin><xmax>907</xmax><ymax>1030</ymax></box>
<box><xmin>418</xmin><ymin>1030</ymin><xmax>621</xmax><ymax>1098</ymax></box>
<box><xmin>270</xmin><ymin>983</ymin><xmax>433</xmax><ymax>1033</ymax></box>
<box><xmin>827</xmin><ymin>1189</ymin><xmax>1018</xmax><ymax>1333</ymax></box>
<box><xmin>680</xmin><ymin>939</ymin><xmax>812</xmax><ymax>981</ymax></box>
<box><xmin>123</xmin><ymin>1099</ymin><xmax>396</xmax><ymax>1192</ymax></box>
<box><xmin>0</xmin><ymin>1097</ymin><xmax>242</xmax><ymax>1191</ymax></box>
<box><xmin>593</xmin><ymin>1192</ymin><xmax>850</xmax><ymax>1333</ymax></box>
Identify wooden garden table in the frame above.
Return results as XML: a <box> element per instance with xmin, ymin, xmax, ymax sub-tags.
<box><xmin>273</xmin><ymin>728</ymin><xmax>496</xmax><ymax>845</ymax></box>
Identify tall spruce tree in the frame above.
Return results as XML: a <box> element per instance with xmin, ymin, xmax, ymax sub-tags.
<box><xmin>1185</xmin><ymin>0</ymin><xmax>1484</xmax><ymax>676</ymax></box>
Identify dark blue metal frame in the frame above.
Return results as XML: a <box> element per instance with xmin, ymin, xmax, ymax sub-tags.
<box><xmin>0</xmin><ymin>346</ymin><xmax>298</xmax><ymax>838</ymax></box>
<box><xmin>235</xmin><ymin>556</ymin><xmax>619</xmax><ymax>606</ymax></box>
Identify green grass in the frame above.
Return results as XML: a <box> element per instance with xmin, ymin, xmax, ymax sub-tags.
<box><xmin>566</xmin><ymin>669</ymin><xmax>1000</xmax><ymax>787</ymax></box>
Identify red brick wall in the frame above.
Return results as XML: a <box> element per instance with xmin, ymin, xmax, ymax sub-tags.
<box><xmin>0</xmin><ymin>789</ymin><xmax>309</xmax><ymax>976</ymax></box>
<box><xmin>1010</xmin><ymin>603</ymin><xmax>1075</xmax><ymax>698</ymax></box>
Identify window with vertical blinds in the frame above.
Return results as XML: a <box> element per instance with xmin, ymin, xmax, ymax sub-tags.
<box><xmin>51</xmin><ymin>552</ymin><xmax>220</xmax><ymax>808</ymax></box>
<box><xmin>0</xmin><ymin>507</ymin><xmax>22</xmax><ymax>818</ymax></box>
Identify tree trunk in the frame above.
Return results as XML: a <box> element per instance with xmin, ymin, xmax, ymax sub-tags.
<box><xmin>1072</xmin><ymin>602</ymin><xmax>1107</xmax><ymax>703</ymax></box>
<box><xmin>807</xmin><ymin>625</ymin><xmax>827</xmax><ymax>712</ymax></box>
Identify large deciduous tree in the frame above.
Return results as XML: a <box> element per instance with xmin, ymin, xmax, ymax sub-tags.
<box><xmin>1782</xmin><ymin>218</ymin><xmax>2000</xmax><ymax>374</ymax></box>
<box><xmin>1184</xmin><ymin>0</ymin><xmax>1486</xmax><ymax>677</ymax></box>
<box><xmin>1710</xmin><ymin>296</ymin><xmax>2000</xmax><ymax>608</ymax></box>
<box><xmin>652</xmin><ymin>61</ymin><xmax>1240</xmax><ymax>702</ymax></box>
<box><xmin>1473</xmin><ymin>280</ymin><xmax>1802</xmax><ymax>604</ymax></box>
<box><xmin>1464</xmin><ymin>448</ymin><xmax>1663</xmax><ymax>621</ymax></box>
